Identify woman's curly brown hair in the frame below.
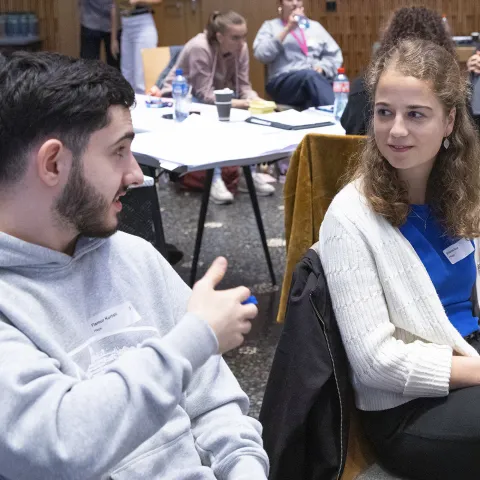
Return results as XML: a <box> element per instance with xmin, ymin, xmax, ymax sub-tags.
<box><xmin>378</xmin><ymin>7</ymin><xmax>456</xmax><ymax>57</ymax></box>
<box><xmin>351</xmin><ymin>39</ymin><xmax>480</xmax><ymax>239</ymax></box>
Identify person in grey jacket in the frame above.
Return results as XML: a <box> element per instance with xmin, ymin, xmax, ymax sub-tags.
<box><xmin>253</xmin><ymin>0</ymin><xmax>342</xmax><ymax>110</ymax></box>
<box><xmin>0</xmin><ymin>52</ymin><xmax>268</xmax><ymax>480</ymax></box>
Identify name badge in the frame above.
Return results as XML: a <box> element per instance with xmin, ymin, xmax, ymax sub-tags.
<box><xmin>88</xmin><ymin>302</ymin><xmax>141</xmax><ymax>336</ymax></box>
<box><xmin>443</xmin><ymin>239</ymin><xmax>474</xmax><ymax>265</ymax></box>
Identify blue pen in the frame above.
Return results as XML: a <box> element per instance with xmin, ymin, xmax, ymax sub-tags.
<box><xmin>242</xmin><ymin>295</ymin><xmax>258</xmax><ymax>305</ymax></box>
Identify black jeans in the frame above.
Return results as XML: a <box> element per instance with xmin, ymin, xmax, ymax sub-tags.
<box><xmin>80</xmin><ymin>26</ymin><xmax>121</xmax><ymax>69</ymax></box>
<box><xmin>266</xmin><ymin>69</ymin><xmax>334</xmax><ymax>110</ymax></box>
<box><xmin>360</xmin><ymin>334</ymin><xmax>480</xmax><ymax>480</ymax></box>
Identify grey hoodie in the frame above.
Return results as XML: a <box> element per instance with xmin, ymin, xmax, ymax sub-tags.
<box><xmin>0</xmin><ymin>231</ymin><xmax>268</xmax><ymax>480</ymax></box>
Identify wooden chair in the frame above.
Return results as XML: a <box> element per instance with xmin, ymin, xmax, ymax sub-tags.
<box><xmin>278</xmin><ymin>133</ymin><xmax>366</xmax><ymax>324</ymax></box>
<box><xmin>141</xmin><ymin>46</ymin><xmax>172</xmax><ymax>93</ymax></box>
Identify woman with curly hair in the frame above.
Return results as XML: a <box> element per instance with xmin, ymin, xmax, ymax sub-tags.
<box><xmin>341</xmin><ymin>6</ymin><xmax>455</xmax><ymax>135</ymax></box>
<box><xmin>319</xmin><ymin>38</ymin><xmax>480</xmax><ymax>479</ymax></box>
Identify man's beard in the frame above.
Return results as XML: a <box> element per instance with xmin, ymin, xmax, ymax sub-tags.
<box><xmin>54</xmin><ymin>160</ymin><xmax>123</xmax><ymax>239</ymax></box>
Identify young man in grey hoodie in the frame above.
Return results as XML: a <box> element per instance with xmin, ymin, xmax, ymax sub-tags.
<box><xmin>0</xmin><ymin>52</ymin><xmax>269</xmax><ymax>480</ymax></box>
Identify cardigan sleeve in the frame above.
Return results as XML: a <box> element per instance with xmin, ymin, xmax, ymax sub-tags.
<box><xmin>319</xmin><ymin>210</ymin><xmax>453</xmax><ymax>398</ymax></box>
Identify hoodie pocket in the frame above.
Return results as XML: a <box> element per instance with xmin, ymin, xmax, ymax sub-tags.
<box><xmin>109</xmin><ymin>431</ymin><xmax>214</xmax><ymax>480</ymax></box>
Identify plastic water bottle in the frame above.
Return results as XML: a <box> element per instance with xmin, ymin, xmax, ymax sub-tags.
<box><xmin>172</xmin><ymin>68</ymin><xmax>189</xmax><ymax>123</ymax></box>
<box><xmin>294</xmin><ymin>15</ymin><xmax>310</xmax><ymax>30</ymax></box>
<box><xmin>333</xmin><ymin>67</ymin><xmax>349</xmax><ymax>121</ymax></box>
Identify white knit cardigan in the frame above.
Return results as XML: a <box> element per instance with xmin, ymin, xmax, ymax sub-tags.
<box><xmin>318</xmin><ymin>181</ymin><xmax>479</xmax><ymax>411</ymax></box>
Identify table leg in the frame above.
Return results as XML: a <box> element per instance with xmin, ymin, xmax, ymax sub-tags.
<box><xmin>190</xmin><ymin>168</ymin><xmax>214</xmax><ymax>286</ymax></box>
<box><xmin>242</xmin><ymin>166</ymin><xmax>277</xmax><ymax>286</ymax></box>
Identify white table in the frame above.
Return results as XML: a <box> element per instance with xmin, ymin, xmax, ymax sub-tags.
<box><xmin>130</xmin><ymin>94</ymin><xmax>345</xmax><ymax>285</ymax></box>
<box><xmin>131</xmin><ymin>95</ymin><xmax>345</xmax><ymax>172</ymax></box>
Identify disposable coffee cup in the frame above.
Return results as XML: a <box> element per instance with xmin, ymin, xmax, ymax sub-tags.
<box><xmin>214</xmin><ymin>88</ymin><xmax>234</xmax><ymax>121</ymax></box>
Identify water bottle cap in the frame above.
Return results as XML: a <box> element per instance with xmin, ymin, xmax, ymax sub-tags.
<box><xmin>175</xmin><ymin>68</ymin><xmax>183</xmax><ymax>76</ymax></box>
<box><xmin>338</xmin><ymin>67</ymin><xmax>345</xmax><ymax>74</ymax></box>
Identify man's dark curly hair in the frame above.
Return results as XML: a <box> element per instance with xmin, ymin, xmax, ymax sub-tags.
<box><xmin>378</xmin><ymin>7</ymin><xmax>456</xmax><ymax>57</ymax></box>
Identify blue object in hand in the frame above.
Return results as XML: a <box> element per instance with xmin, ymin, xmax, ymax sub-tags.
<box><xmin>242</xmin><ymin>295</ymin><xmax>258</xmax><ymax>306</ymax></box>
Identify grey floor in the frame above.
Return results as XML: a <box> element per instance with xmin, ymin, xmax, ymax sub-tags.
<box><xmin>158</xmin><ymin>179</ymin><xmax>285</xmax><ymax>418</ymax></box>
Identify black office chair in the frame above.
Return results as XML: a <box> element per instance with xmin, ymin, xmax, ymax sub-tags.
<box><xmin>118</xmin><ymin>176</ymin><xmax>168</xmax><ymax>258</ymax></box>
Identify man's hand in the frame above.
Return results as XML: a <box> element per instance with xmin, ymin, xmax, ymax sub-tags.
<box><xmin>188</xmin><ymin>257</ymin><xmax>257</xmax><ymax>354</ymax></box>
<box><xmin>148</xmin><ymin>85</ymin><xmax>162</xmax><ymax>97</ymax></box>
<box><xmin>315</xmin><ymin>66</ymin><xmax>324</xmax><ymax>75</ymax></box>
<box><xmin>467</xmin><ymin>53</ymin><xmax>480</xmax><ymax>75</ymax></box>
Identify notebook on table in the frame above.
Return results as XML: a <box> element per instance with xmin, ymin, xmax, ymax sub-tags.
<box><xmin>245</xmin><ymin>109</ymin><xmax>335</xmax><ymax>130</ymax></box>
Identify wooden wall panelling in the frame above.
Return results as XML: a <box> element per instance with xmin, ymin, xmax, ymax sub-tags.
<box><xmin>55</xmin><ymin>0</ymin><xmax>79</xmax><ymax>57</ymax></box>
<box><xmin>307</xmin><ymin>0</ymin><xmax>479</xmax><ymax>79</ymax></box>
<box><xmin>154</xmin><ymin>0</ymin><xmax>204</xmax><ymax>47</ymax></box>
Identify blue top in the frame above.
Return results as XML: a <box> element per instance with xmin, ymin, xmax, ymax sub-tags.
<box><xmin>400</xmin><ymin>205</ymin><xmax>479</xmax><ymax>337</ymax></box>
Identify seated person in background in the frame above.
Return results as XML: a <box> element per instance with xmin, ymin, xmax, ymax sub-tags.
<box><xmin>0</xmin><ymin>52</ymin><xmax>269</xmax><ymax>479</ymax></box>
<box><xmin>467</xmin><ymin>51</ymin><xmax>480</xmax><ymax>130</ymax></box>
<box><xmin>320</xmin><ymin>38</ymin><xmax>480</xmax><ymax>480</ymax></box>
<box><xmin>341</xmin><ymin>6</ymin><xmax>456</xmax><ymax>135</ymax></box>
<box><xmin>150</xmin><ymin>11</ymin><xmax>274</xmax><ymax>204</ymax></box>
<box><xmin>253</xmin><ymin>0</ymin><xmax>342</xmax><ymax>111</ymax></box>
<box><xmin>150</xmin><ymin>10</ymin><xmax>258</xmax><ymax>108</ymax></box>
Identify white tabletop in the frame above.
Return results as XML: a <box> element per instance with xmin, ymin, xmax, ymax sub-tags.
<box><xmin>131</xmin><ymin>94</ymin><xmax>345</xmax><ymax>172</ymax></box>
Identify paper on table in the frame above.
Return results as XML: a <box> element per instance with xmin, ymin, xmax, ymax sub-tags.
<box><xmin>131</xmin><ymin>113</ymin><xmax>301</xmax><ymax>168</ymax></box>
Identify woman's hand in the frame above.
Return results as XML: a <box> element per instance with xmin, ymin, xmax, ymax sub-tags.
<box><xmin>232</xmin><ymin>99</ymin><xmax>251</xmax><ymax>109</ymax></box>
<box><xmin>111</xmin><ymin>38</ymin><xmax>120</xmax><ymax>59</ymax></box>
<box><xmin>147</xmin><ymin>85</ymin><xmax>162</xmax><ymax>97</ymax></box>
<box><xmin>286</xmin><ymin>7</ymin><xmax>304</xmax><ymax>31</ymax></box>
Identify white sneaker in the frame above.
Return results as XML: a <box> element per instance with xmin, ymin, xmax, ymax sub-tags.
<box><xmin>210</xmin><ymin>178</ymin><xmax>234</xmax><ymax>204</ymax></box>
<box><xmin>239</xmin><ymin>172</ymin><xmax>275</xmax><ymax>196</ymax></box>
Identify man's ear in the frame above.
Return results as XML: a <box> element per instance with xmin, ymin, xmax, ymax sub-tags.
<box><xmin>36</xmin><ymin>139</ymin><xmax>68</xmax><ymax>187</ymax></box>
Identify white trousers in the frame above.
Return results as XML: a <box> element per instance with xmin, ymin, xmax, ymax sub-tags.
<box><xmin>120</xmin><ymin>13</ymin><xmax>158</xmax><ymax>94</ymax></box>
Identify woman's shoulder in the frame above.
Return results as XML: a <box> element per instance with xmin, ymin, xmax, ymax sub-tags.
<box><xmin>259</xmin><ymin>18</ymin><xmax>282</xmax><ymax>30</ymax></box>
<box><xmin>309</xmin><ymin>20</ymin><xmax>331</xmax><ymax>35</ymax></box>
<box><xmin>183</xmin><ymin>33</ymin><xmax>213</xmax><ymax>55</ymax></box>
<box><xmin>330</xmin><ymin>180</ymin><xmax>365</xmax><ymax>209</ymax></box>
<box><xmin>326</xmin><ymin>180</ymin><xmax>374</xmax><ymax>224</ymax></box>
<box><xmin>322</xmin><ymin>180</ymin><xmax>390</xmax><ymax>243</ymax></box>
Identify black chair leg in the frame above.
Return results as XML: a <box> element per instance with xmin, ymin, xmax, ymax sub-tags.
<box><xmin>242</xmin><ymin>166</ymin><xmax>277</xmax><ymax>286</ymax></box>
<box><xmin>190</xmin><ymin>169</ymin><xmax>214</xmax><ymax>286</ymax></box>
